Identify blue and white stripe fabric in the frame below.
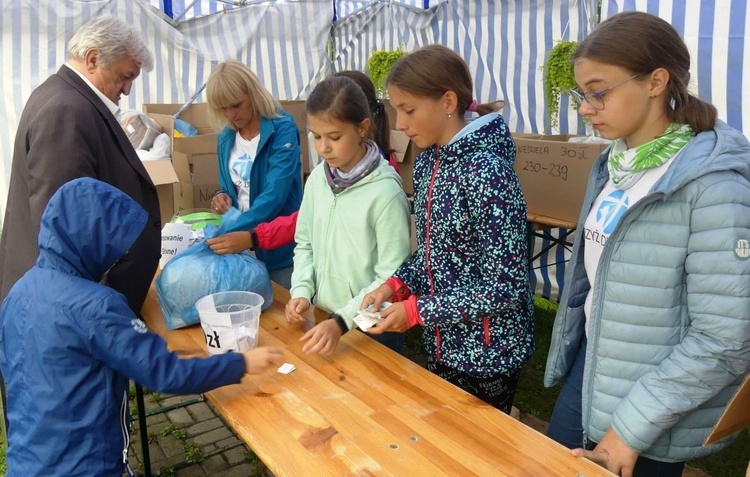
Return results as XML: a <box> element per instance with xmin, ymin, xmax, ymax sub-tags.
<box><xmin>150</xmin><ymin>0</ymin><xmax>237</xmax><ymax>22</ymax></box>
<box><xmin>529</xmin><ymin>228</ymin><xmax>574</xmax><ymax>302</ymax></box>
<box><xmin>332</xmin><ymin>0</ymin><xmax>598</xmax><ymax>135</ymax></box>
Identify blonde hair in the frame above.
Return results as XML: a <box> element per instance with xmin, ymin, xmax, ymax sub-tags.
<box><xmin>206</xmin><ymin>60</ymin><xmax>280</xmax><ymax>131</ymax></box>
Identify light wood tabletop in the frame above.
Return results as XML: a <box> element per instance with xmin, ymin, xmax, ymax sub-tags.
<box><xmin>527</xmin><ymin>213</ymin><xmax>578</xmax><ymax>230</ymax></box>
<box><xmin>141</xmin><ymin>282</ymin><xmax>613</xmax><ymax>476</ymax></box>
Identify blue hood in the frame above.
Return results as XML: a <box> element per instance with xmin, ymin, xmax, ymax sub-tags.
<box><xmin>36</xmin><ymin>177</ymin><xmax>148</xmax><ymax>282</ymax></box>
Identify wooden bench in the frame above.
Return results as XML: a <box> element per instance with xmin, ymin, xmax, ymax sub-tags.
<box><xmin>141</xmin><ymin>283</ymin><xmax>613</xmax><ymax>476</ymax></box>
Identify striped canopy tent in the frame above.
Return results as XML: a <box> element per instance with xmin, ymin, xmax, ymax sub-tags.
<box><xmin>1</xmin><ymin>0</ymin><xmax>747</xmax><ymax>299</ymax></box>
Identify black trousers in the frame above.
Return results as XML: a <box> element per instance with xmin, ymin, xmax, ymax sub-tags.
<box><xmin>427</xmin><ymin>357</ymin><xmax>521</xmax><ymax>414</ymax></box>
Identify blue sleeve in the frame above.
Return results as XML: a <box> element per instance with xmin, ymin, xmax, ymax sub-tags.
<box><xmin>229</xmin><ymin>116</ymin><xmax>301</xmax><ymax>232</ymax></box>
<box><xmin>87</xmin><ymin>295</ymin><xmax>246</xmax><ymax>395</ymax></box>
<box><xmin>393</xmin><ymin>249</ymin><xmax>427</xmax><ymax>296</ymax></box>
<box><xmin>216</xmin><ymin>129</ymin><xmax>235</xmax><ymax>202</ymax></box>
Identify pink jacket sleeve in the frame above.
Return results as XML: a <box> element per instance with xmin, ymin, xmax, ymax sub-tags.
<box><xmin>253</xmin><ymin>211</ymin><xmax>299</xmax><ymax>251</ymax></box>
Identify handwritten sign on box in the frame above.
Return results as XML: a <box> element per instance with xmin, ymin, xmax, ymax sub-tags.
<box><xmin>512</xmin><ymin>134</ymin><xmax>609</xmax><ymax>224</ymax></box>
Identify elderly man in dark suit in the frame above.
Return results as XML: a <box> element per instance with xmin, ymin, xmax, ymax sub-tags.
<box><xmin>0</xmin><ymin>16</ymin><xmax>161</xmax><ymax>313</ymax></box>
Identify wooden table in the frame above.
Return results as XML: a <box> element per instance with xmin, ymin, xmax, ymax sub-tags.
<box><xmin>141</xmin><ymin>283</ymin><xmax>613</xmax><ymax>476</ymax></box>
<box><xmin>526</xmin><ymin>213</ymin><xmax>578</xmax><ymax>268</ymax></box>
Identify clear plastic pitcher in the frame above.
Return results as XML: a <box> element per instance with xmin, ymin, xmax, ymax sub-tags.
<box><xmin>195</xmin><ymin>291</ymin><xmax>264</xmax><ymax>355</ymax></box>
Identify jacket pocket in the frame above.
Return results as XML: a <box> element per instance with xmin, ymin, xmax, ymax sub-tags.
<box><xmin>316</xmin><ymin>273</ymin><xmax>355</xmax><ymax>313</ymax></box>
<box><xmin>559</xmin><ymin>304</ymin><xmax>586</xmax><ymax>375</ymax></box>
<box><xmin>547</xmin><ymin>303</ymin><xmax>586</xmax><ymax>385</ymax></box>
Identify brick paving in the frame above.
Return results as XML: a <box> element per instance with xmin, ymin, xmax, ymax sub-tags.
<box><xmin>126</xmin><ymin>391</ymin><xmax>268</xmax><ymax>476</ymax></box>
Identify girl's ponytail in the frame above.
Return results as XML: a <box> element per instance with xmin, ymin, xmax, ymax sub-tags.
<box><xmin>668</xmin><ymin>78</ymin><xmax>717</xmax><ymax>132</ymax></box>
<box><xmin>475</xmin><ymin>100</ymin><xmax>505</xmax><ymax>117</ymax></box>
<box><xmin>370</xmin><ymin>99</ymin><xmax>394</xmax><ymax>155</ymax></box>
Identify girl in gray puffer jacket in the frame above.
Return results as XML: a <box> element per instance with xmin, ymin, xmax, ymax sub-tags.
<box><xmin>544</xmin><ymin>11</ymin><xmax>750</xmax><ymax>477</ymax></box>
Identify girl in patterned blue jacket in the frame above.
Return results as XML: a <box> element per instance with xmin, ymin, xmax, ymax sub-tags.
<box><xmin>362</xmin><ymin>45</ymin><xmax>535</xmax><ymax>414</ymax></box>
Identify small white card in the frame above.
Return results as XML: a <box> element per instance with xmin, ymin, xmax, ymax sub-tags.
<box><xmin>277</xmin><ymin>363</ymin><xmax>296</xmax><ymax>375</ymax></box>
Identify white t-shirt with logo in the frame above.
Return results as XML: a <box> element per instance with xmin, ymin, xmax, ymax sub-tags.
<box><xmin>583</xmin><ymin>158</ymin><xmax>674</xmax><ymax>333</ymax></box>
<box><xmin>228</xmin><ymin>132</ymin><xmax>260</xmax><ymax>212</ymax></box>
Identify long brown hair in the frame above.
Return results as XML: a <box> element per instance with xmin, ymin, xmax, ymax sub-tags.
<box><xmin>386</xmin><ymin>44</ymin><xmax>503</xmax><ymax>116</ymax></box>
<box><xmin>334</xmin><ymin>70</ymin><xmax>393</xmax><ymax>155</ymax></box>
<box><xmin>573</xmin><ymin>11</ymin><xmax>716</xmax><ymax>132</ymax></box>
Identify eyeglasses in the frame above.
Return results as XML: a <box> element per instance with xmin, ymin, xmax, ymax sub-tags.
<box><xmin>569</xmin><ymin>73</ymin><xmax>643</xmax><ymax>111</ymax></box>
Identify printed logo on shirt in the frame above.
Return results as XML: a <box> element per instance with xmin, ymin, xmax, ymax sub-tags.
<box><xmin>736</xmin><ymin>238</ymin><xmax>750</xmax><ymax>260</ymax></box>
<box><xmin>583</xmin><ymin>228</ymin><xmax>608</xmax><ymax>246</ymax></box>
<box><xmin>231</xmin><ymin>153</ymin><xmax>253</xmax><ymax>188</ymax></box>
<box><xmin>596</xmin><ymin>189</ymin><xmax>629</xmax><ymax>235</ymax></box>
<box><xmin>131</xmin><ymin>318</ymin><xmax>148</xmax><ymax>334</ymax></box>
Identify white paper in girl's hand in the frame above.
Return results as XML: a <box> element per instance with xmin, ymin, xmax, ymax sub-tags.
<box><xmin>353</xmin><ymin>311</ymin><xmax>384</xmax><ymax>331</ymax></box>
<box><xmin>353</xmin><ymin>302</ymin><xmax>392</xmax><ymax>331</ymax></box>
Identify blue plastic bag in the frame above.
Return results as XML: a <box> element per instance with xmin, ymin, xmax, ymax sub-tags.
<box><xmin>174</xmin><ymin>118</ymin><xmax>198</xmax><ymax>137</ymax></box>
<box><xmin>156</xmin><ymin>208</ymin><xmax>274</xmax><ymax>330</ymax></box>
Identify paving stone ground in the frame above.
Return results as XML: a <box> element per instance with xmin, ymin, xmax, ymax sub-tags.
<box><xmin>125</xmin><ymin>391</ymin><xmax>268</xmax><ymax>477</ymax></box>
<box><xmin>126</xmin><ymin>381</ymin><xmax>710</xmax><ymax>477</ymax></box>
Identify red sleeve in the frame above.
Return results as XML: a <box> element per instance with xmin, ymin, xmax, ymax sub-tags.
<box><xmin>385</xmin><ymin>276</ymin><xmax>411</xmax><ymax>302</ymax></box>
<box><xmin>253</xmin><ymin>211</ymin><xmax>299</xmax><ymax>251</ymax></box>
<box><xmin>388</xmin><ymin>153</ymin><xmax>400</xmax><ymax>173</ymax></box>
<box><xmin>403</xmin><ymin>295</ymin><xmax>423</xmax><ymax>328</ymax></box>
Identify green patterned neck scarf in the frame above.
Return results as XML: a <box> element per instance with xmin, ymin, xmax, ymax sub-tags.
<box><xmin>608</xmin><ymin>123</ymin><xmax>695</xmax><ymax>190</ymax></box>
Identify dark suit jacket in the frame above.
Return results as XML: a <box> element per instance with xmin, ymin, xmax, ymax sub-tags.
<box><xmin>0</xmin><ymin>65</ymin><xmax>161</xmax><ymax>313</ymax></box>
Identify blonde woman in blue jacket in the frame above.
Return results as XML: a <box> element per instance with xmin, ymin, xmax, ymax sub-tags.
<box><xmin>544</xmin><ymin>12</ymin><xmax>750</xmax><ymax>477</ymax></box>
<box><xmin>206</xmin><ymin>60</ymin><xmax>302</xmax><ymax>288</ymax></box>
<box><xmin>285</xmin><ymin>76</ymin><xmax>411</xmax><ymax>354</ymax></box>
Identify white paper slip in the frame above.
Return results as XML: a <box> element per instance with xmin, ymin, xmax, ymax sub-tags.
<box><xmin>278</xmin><ymin>363</ymin><xmax>296</xmax><ymax>375</ymax></box>
<box><xmin>365</xmin><ymin>302</ymin><xmax>392</xmax><ymax>313</ymax></box>
<box><xmin>353</xmin><ymin>311</ymin><xmax>384</xmax><ymax>331</ymax></box>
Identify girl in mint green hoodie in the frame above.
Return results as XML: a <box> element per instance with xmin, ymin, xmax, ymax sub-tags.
<box><xmin>285</xmin><ymin>76</ymin><xmax>411</xmax><ymax>355</ymax></box>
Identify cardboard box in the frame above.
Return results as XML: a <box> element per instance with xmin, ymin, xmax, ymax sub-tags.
<box><xmin>143</xmin><ymin>103</ymin><xmax>220</xmax><ymax>214</ymax></box>
<box><xmin>390</xmin><ymin>130</ymin><xmax>422</xmax><ymax>195</ymax></box>
<box><xmin>512</xmin><ymin>134</ymin><xmax>609</xmax><ymax>224</ymax></box>
<box><xmin>141</xmin><ymin>159</ymin><xmax>180</xmax><ymax>225</ymax></box>
<box><xmin>704</xmin><ymin>373</ymin><xmax>750</xmax><ymax>446</ymax></box>
<box><xmin>383</xmin><ymin>100</ymin><xmax>423</xmax><ymax>196</ymax></box>
<box><xmin>143</xmin><ymin>103</ymin><xmax>215</xmax><ymax>155</ymax></box>
<box><xmin>172</xmin><ymin>147</ymin><xmax>221</xmax><ymax>211</ymax></box>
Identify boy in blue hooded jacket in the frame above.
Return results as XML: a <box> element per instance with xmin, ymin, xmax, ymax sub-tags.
<box><xmin>0</xmin><ymin>178</ymin><xmax>283</xmax><ymax>476</ymax></box>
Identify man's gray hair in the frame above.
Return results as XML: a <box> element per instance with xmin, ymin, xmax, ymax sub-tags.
<box><xmin>67</xmin><ymin>16</ymin><xmax>153</xmax><ymax>71</ymax></box>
